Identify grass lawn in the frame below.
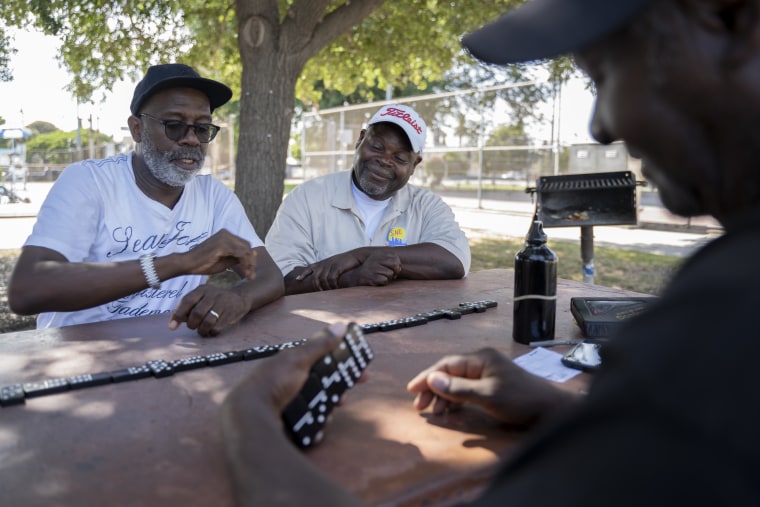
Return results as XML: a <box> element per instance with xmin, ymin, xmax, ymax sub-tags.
<box><xmin>469</xmin><ymin>236</ymin><xmax>683</xmax><ymax>295</ymax></box>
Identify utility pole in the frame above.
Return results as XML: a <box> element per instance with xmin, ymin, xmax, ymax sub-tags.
<box><xmin>550</xmin><ymin>80</ymin><xmax>562</xmax><ymax>175</ymax></box>
<box><xmin>75</xmin><ymin>100</ymin><xmax>83</xmax><ymax>161</ymax></box>
<box><xmin>88</xmin><ymin>114</ymin><xmax>95</xmax><ymax>159</ymax></box>
<box><xmin>554</xmin><ymin>81</ymin><xmax>562</xmax><ymax>175</ymax></box>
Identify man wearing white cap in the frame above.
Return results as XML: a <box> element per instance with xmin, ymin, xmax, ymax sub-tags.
<box><xmin>265</xmin><ymin>103</ymin><xmax>470</xmax><ymax>295</ymax></box>
<box><xmin>223</xmin><ymin>0</ymin><xmax>760</xmax><ymax>504</ymax></box>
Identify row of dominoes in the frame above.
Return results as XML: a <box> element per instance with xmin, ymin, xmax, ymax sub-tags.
<box><xmin>0</xmin><ymin>300</ymin><xmax>498</xmax><ymax>409</ymax></box>
<box><xmin>0</xmin><ymin>341</ymin><xmax>304</xmax><ymax>407</ymax></box>
<box><xmin>359</xmin><ymin>300</ymin><xmax>498</xmax><ymax>333</ymax></box>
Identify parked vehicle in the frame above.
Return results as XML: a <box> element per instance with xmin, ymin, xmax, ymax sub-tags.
<box><xmin>0</xmin><ymin>184</ymin><xmax>31</xmax><ymax>204</ymax></box>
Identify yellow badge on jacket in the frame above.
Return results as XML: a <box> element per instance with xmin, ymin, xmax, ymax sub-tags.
<box><xmin>386</xmin><ymin>227</ymin><xmax>408</xmax><ymax>246</ymax></box>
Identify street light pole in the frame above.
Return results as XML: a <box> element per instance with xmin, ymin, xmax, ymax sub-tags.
<box><xmin>551</xmin><ymin>80</ymin><xmax>562</xmax><ymax>176</ymax></box>
<box><xmin>75</xmin><ymin>100</ymin><xmax>83</xmax><ymax>161</ymax></box>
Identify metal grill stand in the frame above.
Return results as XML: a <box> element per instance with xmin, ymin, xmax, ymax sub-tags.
<box><xmin>527</xmin><ymin>171</ymin><xmax>642</xmax><ymax>285</ymax></box>
<box><xmin>581</xmin><ymin>225</ymin><xmax>594</xmax><ymax>284</ymax></box>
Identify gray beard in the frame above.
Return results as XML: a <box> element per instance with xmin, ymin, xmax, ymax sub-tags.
<box><xmin>140</xmin><ymin>129</ymin><xmax>204</xmax><ymax>187</ymax></box>
<box><xmin>357</xmin><ymin>169</ymin><xmax>391</xmax><ymax>198</ymax></box>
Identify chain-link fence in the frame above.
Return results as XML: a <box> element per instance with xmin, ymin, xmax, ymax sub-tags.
<box><xmin>297</xmin><ymin>81</ymin><xmax>566</xmax><ymax>190</ymax></box>
<box><xmin>5</xmin><ymin>113</ymin><xmax>237</xmax><ymax>183</ymax></box>
<box><xmin>7</xmin><ymin>83</ymin><xmax>636</xmax><ymax>199</ymax></box>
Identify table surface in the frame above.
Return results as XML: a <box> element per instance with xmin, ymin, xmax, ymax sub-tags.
<box><xmin>0</xmin><ymin>269</ymin><xmax>639</xmax><ymax>507</ymax></box>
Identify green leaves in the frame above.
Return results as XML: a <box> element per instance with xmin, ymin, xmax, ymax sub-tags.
<box><xmin>297</xmin><ymin>0</ymin><xmax>523</xmax><ymax>104</ymax></box>
<box><xmin>0</xmin><ymin>0</ymin><xmax>571</xmax><ymax>114</ymax></box>
<box><xmin>3</xmin><ymin>1</ymin><xmax>186</xmax><ymax>101</ymax></box>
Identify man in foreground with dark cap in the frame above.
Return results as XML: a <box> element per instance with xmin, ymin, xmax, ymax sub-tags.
<box><xmin>221</xmin><ymin>0</ymin><xmax>760</xmax><ymax>504</ymax></box>
<box><xmin>9</xmin><ymin>64</ymin><xmax>284</xmax><ymax>337</ymax></box>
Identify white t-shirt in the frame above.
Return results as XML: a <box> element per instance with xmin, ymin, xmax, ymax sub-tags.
<box><xmin>351</xmin><ymin>180</ymin><xmax>391</xmax><ymax>239</ymax></box>
<box><xmin>25</xmin><ymin>152</ymin><xmax>262</xmax><ymax>328</ymax></box>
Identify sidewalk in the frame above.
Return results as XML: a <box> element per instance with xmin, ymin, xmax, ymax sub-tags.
<box><xmin>0</xmin><ymin>181</ymin><xmax>723</xmax><ymax>257</ymax></box>
<box><xmin>443</xmin><ymin>196</ymin><xmax>721</xmax><ymax>258</ymax></box>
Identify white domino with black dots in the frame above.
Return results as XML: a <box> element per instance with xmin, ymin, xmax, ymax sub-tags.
<box><xmin>281</xmin><ymin>322</ymin><xmax>373</xmax><ymax>448</ymax></box>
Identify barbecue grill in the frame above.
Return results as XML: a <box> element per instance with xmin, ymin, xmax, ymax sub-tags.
<box><xmin>527</xmin><ymin>171</ymin><xmax>645</xmax><ymax>284</ymax></box>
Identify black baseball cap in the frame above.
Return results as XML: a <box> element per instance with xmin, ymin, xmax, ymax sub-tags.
<box><xmin>130</xmin><ymin>63</ymin><xmax>233</xmax><ymax>115</ymax></box>
<box><xmin>461</xmin><ymin>0</ymin><xmax>657</xmax><ymax>65</ymax></box>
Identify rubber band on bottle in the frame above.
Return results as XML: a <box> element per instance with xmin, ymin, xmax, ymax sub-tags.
<box><xmin>513</xmin><ymin>294</ymin><xmax>557</xmax><ymax>302</ymax></box>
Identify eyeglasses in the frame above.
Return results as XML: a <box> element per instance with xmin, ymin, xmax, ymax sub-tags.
<box><xmin>138</xmin><ymin>113</ymin><xmax>221</xmax><ymax>143</ymax></box>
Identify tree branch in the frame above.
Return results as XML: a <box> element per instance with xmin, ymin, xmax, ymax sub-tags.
<box><xmin>282</xmin><ymin>0</ymin><xmax>387</xmax><ymax>64</ymax></box>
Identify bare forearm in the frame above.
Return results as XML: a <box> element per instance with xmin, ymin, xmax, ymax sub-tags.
<box><xmin>221</xmin><ymin>399</ymin><xmax>363</xmax><ymax>507</ymax></box>
<box><xmin>230</xmin><ymin>249</ymin><xmax>284</xmax><ymax>309</ymax></box>
<box><xmin>515</xmin><ymin>383</ymin><xmax>584</xmax><ymax>427</ymax></box>
<box><xmin>391</xmin><ymin>243</ymin><xmax>465</xmax><ymax>279</ymax></box>
<box><xmin>342</xmin><ymin>244</ymin><xmax>464</xmax><ymax>280</ymax></box>
<box><xmin>9</xmin><ymin>252</ymin><xmax>190</xmax><ymax>314</ymax></box>
<box><xmin>283</xmin><ymin>267</ymin><xmax>318</xmax><ymax>295</ymax></box>
<box><xmin>283</xmin><ymin>243</ymin><xmax>465</xmax><ymax>295</ymax></box>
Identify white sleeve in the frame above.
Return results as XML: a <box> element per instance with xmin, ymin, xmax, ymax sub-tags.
<box><xmin>24</xmin><ymin>164</ymin><xmax>103</xmax><ymax>261</ymax></box>
<box><xmin>417</xmin><ymin>193</ymin><xmax>472</xmax><ymax>275</ymax></box>
<box><xmin>209</xmin><ymin>179</ymin><xmax>263</xmax><ymax>248</ymax></box>
<box><xmin>265</xmin><ymin>186</ymin><xmax>318</xmax><ymax>275</ymax></box>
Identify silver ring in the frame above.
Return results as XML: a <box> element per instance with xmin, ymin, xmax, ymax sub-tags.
<box><xmin>208</xmin><ymin>309</ymin><xmax>220</xmax><ymax>320</ymax></box>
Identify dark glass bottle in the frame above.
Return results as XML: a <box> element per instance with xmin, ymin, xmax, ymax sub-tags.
<box><xmin>513</xmin><ymin>220</ymin><xmax>558</xmax><ymax>344</ymax></box>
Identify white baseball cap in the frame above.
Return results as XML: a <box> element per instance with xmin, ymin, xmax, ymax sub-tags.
<box><xmin>367</xmin><ymin>104</ymin><xmax>427</xmax><ymax>154</ymax></box>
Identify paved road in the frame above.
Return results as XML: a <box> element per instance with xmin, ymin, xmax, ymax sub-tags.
<box><xmin>0</xmin><ymin>181</ymin><xmax>723</xmax><ymax>257</ymax></box>
<box><xmin>443</xmin><ymin>195</ymin><xmax>722</xmax><ymax>258</ymax></box>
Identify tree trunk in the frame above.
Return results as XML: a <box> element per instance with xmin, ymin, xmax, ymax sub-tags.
<box><xmin>236</xmin><ymin>49</ymin><xmax>297</xmax><ymax>238</ymax></box>
<box><xmin>234</xmin><ymin>0</ymin><xmax>388</xmax><ymax>238</ymax></box>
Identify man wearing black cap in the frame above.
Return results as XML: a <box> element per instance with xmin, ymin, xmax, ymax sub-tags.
<box><xmin>9</xmin><ymin>64</ymin><xmax>284</xmax><ymax>337</ymax></box>
<box><xmin>220</xmin><ymin>0</ymin><xmax>760</xmax><ymax>504</ymax></box>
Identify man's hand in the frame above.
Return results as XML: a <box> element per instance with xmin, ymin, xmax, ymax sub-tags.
<box><xmin>407</xmin><ymin>348</ymin><xmax>579</xmax><ymax>427</ymax></box>
<box><xmin>221</xmin><ymin>323</ymin><xmax>365</xmax><ymax>507</ymax></box>
<box><xmin>179</xmin><ymin>229</ymin><xmax>258</xmax><ymax>280</ymax></box>
<box><xmin>347</xmin><ymin>250</ymin><xmax>402</xmax><ymax>287</ymax></box>
<box><xmin>223</xmin><ymin>322</ymin><xmax>348</xmax><ymax>418</ymax></box>
<box><xmin>169</xmin><ymin>246</ymin><xmax>283</xmax><ymax>337</ymax></box>
<box><xmin>297</xmin><ymin>250</ymin><xmax>401</xmax><ymax>291</ymax></box>
<box><xmin>169</xmin><ymin>284</ymin><xmax>251</xmax><ymax>337</ymax></box>
<box><xmin>295</xmin><ymin>252</ymin><xmax>364</xmax><ymax>290</ymax></box>
<box><xmin>166</xmin><ymin>230</ymin><xmax>259</xmax><ymax>336</ymax></box>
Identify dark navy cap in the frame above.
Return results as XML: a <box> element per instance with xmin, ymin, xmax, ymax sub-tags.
<box><xmin>461</xmin><ymin>0</ymin><xmax>657</xmax><ymax>65</ymax></box>
<box><xmin>130</xmin><ymin>63</ymin><xmax>232</xmax><ymax>115</ymax></box>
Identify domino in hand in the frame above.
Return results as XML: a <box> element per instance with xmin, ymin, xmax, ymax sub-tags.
<box><xmin>281</xmin><ymin>322</ymin><xmax>373</xmax><ymax>449</ymax></box>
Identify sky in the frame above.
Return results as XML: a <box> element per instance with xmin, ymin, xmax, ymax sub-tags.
<box><xmin>0</xmin><ymin>30</ymin><xmax>136</xmax><ymax>140</ymax></box>
<box><xmin>0</xmin><ymin>29</ymin><xmax>597</xmax><ymax>145</ymax></box>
